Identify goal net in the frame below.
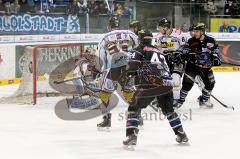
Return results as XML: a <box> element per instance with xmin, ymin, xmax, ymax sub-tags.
<box><xmin>0</xmin><ymin>43</ymin><xmax>84</xmax><ymax>105</ymax></box>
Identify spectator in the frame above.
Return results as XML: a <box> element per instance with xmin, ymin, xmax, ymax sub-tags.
<box><xmin>181</xmin><ymin>22</ymin><xmax>189</xmax><ymax>32</ymax></box>
<box><xmin>5</xmin><ymin>2</ymin><xmax>11</xmax><ymax>14</ymax></box>
<box><xmin>78</xmin><ymin>0</ymin><xmax>88</xmax><ymax>14</ymax></box>
<box><xmin>98</xmin><ymin>1</ymin><xmax>108</xmax><ymax>14</ymax></box>
<box><xmin>33</xmin><ymin>4</ymin><xmax>41</xmax><ymax>14</ymax></box>
<box><xmin>229</xmin><ymin>1</ymin><xmax>240</xmax><ymax>15</ymax></box>
<box><xmin>224</xmin><ymin>0</ymin><xmax>240</xmax><ymax>15</ymax></box>
<box><xmin>66</xmin><ymin>0</ymin><xmax>80</xmax><ymax>15</ymax></box>
<box><xmin>19</xmin><ymin>0</ymin><xmax>30</xmax><ymax>13</ymax></box>
<box><xmin>87</xmin><ymin>0</ymin><xmax>108</xmax><ymax>14</ymax></box>
<box><xmin>114</xmin><ymin>3</ymin><xmax>123</xmax><ymax>15</ymax></box>
<box><xmin>10</xmin><ymin>0</ymin><xmax>21</xmax><ymax>13</ymax></box>
<box><xmin>204</xmin><ymin>0</ymin><xmax>217</xmax><ymax>14</ymax></box>
<box><xmin>219</xmin><ymin>21</ymin><xmax>235</xmax><ymax>32</ymax></box>
<box><xmin>0</xmin><ymin>0</ymin><xmax>6</xmax><ymax>13</ymax></box>
<box><xmin>122</xmin><ymin>5</ymin><xmax>131</xmax><ymax>15</ymax></box>
<box><xmin>27</xmin><ymin>0</ymin><xmax>35</xmax><ymax>6</ymax></box>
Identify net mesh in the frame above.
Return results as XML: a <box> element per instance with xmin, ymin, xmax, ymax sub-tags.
<box><xmin>0</xmin><ymin>44</ymin><xmax>83</xmax><ymax>104</ymax></box>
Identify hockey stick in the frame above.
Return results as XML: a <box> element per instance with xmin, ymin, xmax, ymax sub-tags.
<box><xmin>184</xmin><ymin>73</ymin><xmax>235</xmax><ymax>110</ymax></box>
<box><xmin>53</xmin><ymin>77</ymin><xmax>82</xmax><ymax>84</ymax></box>
<box><xmin>54</xmin><ymin>74</ymin><xmax>101</xmax><ymax>98</ymax></box>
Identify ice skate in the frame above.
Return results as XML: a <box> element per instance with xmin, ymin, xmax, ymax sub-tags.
<box><xmin>123</xmin><ymin>134</ymin><xmax>137</xmax><ymax>150</ymax></box>
<box><xmin>173</xmin><ymin>99</ymin><xmax>184</xmax><ymax>109</ymax></box>
<box><xmin>198</xmin><ymin>96</ymin><xmax>213</xmax><ymax>108</ymax></box>
<box><xmin>97</xmin><ymin>113</ymin><xmax>111</xmax><ymax>131</ymax></box>
<box><xmin>176</xmin><ymin>127</ymin><xmax>189</xmax><ymax>144</ymax></box>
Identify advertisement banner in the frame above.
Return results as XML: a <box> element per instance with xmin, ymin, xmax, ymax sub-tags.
<box><xmin>0</xmin><ymin>45</ymin><xmax>16</xmax><ymax>80</ymax></box>
<box><xmin>210</xmin><ymin>17</ymin><xmax>240</xmax><ymax>33</ymax></box>
<box><xmin>15</xmin><ymin>44</ymin><xmax>83</xmax><ymax>78</ymax></box>
<box><xmin>218</xmin><ymin>41</ymin><xmax>240</xmax><ymax>65</ymax></box>
<box><xmin>0</xmin><ymin>14</ymin><xmax>80</xmax><ymax>34</ymax></box>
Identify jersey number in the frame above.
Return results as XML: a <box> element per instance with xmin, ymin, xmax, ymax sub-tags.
<box><xmin>151</xmin><ymin>53</ymin><xmax>160</xmax><ymax>63</ymax></box>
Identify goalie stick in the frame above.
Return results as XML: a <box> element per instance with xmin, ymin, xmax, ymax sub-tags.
<box><xmin>53</xmin><ymin>77</ymin><xmax>82</xmax><ymax>84</ymax></box>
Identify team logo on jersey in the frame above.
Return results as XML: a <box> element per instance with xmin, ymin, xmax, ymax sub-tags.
<box><xmin>161</xmin><ymin>42</ymin><xmax>174</xmax><ymax>48</ymax></box>
<box><xmin>207</xmin><ymin>43</ymin><xmax>214</xmax><ymax>49</ymax></box>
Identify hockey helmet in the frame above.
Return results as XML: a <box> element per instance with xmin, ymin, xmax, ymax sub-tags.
<box><xmin>158</xmin><ymin>18</ymin><xmax>171</xmax><ymax>28</ymax></box>
<box><xmin>138</xmin><ymin>29</ymin><xmax>153</xmax><ymax>44</ymax></box>
<box><xmin>129</xmin><ymin>20</ymin><xmax>141</xmax><ymax>29</ymax></box>
<box><xmin>193</xmin><ymin>23</ymin><xmax>206</xmax><ymax>32</ymax></box>
<box><xmin>108</xmin><ymin>16</ymin><xmax>120</xmax><ymax>29</ymax></box>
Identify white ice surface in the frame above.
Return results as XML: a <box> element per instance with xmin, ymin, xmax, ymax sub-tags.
<box><xmin>0</xmin><ymin>72</ymin><xmax>239</xmax><ymax>159</ymax></box>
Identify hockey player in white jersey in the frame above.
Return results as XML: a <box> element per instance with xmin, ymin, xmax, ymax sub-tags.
<box><xmin>129</xmin><ymin>20</ymin><xmax>142</xmax><ymax>35</ymax></box>
<box><xmin>96</xmin><ymin>16</ymin><xmax>138</xmax><ymax>130</ymax></box>
<box><xmin>154</xmin><ymin>18</ymin><xmax>186</xmax><ymax>105</ymax></box>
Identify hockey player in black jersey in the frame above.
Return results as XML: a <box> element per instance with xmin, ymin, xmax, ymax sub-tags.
<box><xmin>123</xmin><ymin>30</ymin><xmax>189</xmax><ymax>149</ymax></box>
<box><xmin>176</xmin><ymin>23</ymin><xmax>221</xmax><ymax>108</ymax></box>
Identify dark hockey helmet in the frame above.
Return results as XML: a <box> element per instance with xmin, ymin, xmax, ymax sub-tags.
<box><xmin>138</xmin><ymin>29</ymin><xmax>153</xmax><ymax>44</ymax></box>
<box><xmin>108</xmin><ymin>16</ymin><xmax>120</xmax><ymax>28</ymax></box>
<box><xmin>129</xmin><ymin>20</ymin><xmax>141</xmax><ymax>29</ymax></box>
<box><xmin>193</xmin><ymin>23</ymin><xmax>206</xmax><ymax>32</ymax></box>
<box><xmin>158</xmin><ymin>18</ymin><xmax>171</xmax><ymax>28</ymax></box>
<box><xmin>189</xmin><ymin>24</ymin><xmax>195</xmax><ymax>31</ymax></box>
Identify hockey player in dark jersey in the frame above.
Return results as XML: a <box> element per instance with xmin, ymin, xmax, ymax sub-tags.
<box><xmin>188</xmin><ymin>24</ymin><xmax>195</xmax><ymax>38</ymax></box>
<box><xmin>123</xmin><ymin>30</ymin><xmax>189</xmax><ymax>149</ymax></box>
<box><xmin>176</xmin><ymin>23</ymin><xmax>221</xmax><ymax>108</ymax></box>
<box><xmin>128</xmin><ymin>19</ymin><xmax>145</xmax><ymax>127</ymax></box>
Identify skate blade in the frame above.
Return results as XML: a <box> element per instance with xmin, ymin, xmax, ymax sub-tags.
<box><xmin>199</xmin><ymin>104</ymin><xmax>214</xmax><ymax>109</ymax></box>
<box><xmin>176</xmin><ymin>138</ymin><xmax>189</xmax><ymax>144</ymax></box>
<box><xmin>138</xmin><ymin>126</ymin><xmax>144</xmax><ymax>130</ymax></box>
<box><xmin>123</xmin><ymin>145</ymin><xmax>136</xmax><ymax>151</ymax></box>
<box><xmin>97</xmin><ymin>127</ymin><xmax>111</xmax><ymax>132</ymax></box>
<box><xmin>177</xmin><ymin>141</ymin><xmax>190</xmax><ymax>146</ymax></box>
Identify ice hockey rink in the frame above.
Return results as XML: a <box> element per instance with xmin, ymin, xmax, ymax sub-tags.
<box><xmin>0</xmin><ymin>72</ymin><xmax>239</xmax><ymax>159</ymax></box>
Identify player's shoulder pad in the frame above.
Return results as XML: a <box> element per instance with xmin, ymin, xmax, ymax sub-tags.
<box><xmin>205</xmin><ymin>35</ymin><xmax>218</xmax><ymax>48</ymax></box>
<box><xmin>154</xmin><ymin>32</ymin><xmax>163</xmax><ymax>38</ymax></box>
<box><xmin>131</xmin><ymin>48</ymin><xmax>144</xmax><ymax>55</ymax></box>
<box><xmin>205</xmin><ymin>34</ymin><xmax>216</xmax><ymax>42</ymax></box>
<box><xmin>99</xmin><ymin>30</ymin><xmax>137</xmax><ymax>44</ymax></box>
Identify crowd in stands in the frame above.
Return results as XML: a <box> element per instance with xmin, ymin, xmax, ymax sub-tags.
<box><xmin>201</xmin><ymin>0</ymin><xmax>239</xmax><ymax>16</ymax></box>
<box><xmin>0</xmin><ymin>0</ymin><xmax>132</xmax><ymax>15</ymax></box>
<box><xmin>224</xmin><ymin>0</ymin><xmax>240</xmax><ymax>15</ymax></box>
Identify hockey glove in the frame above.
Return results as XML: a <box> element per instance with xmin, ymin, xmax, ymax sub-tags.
<box><xmin>211</xmin><ymin>53</ymin><xmax>221</xmax><ymax>66</ymax></box>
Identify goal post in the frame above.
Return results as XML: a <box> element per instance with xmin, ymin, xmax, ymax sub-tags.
<box><xmin>0</xmin><ymin>43</ymin><xmax>85</xmax><ymax>105</ymax></box>
<box><xmin>32</xmin><ymin>44</ymin><xmax>84</xmax><ymax>104</ymax></box>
